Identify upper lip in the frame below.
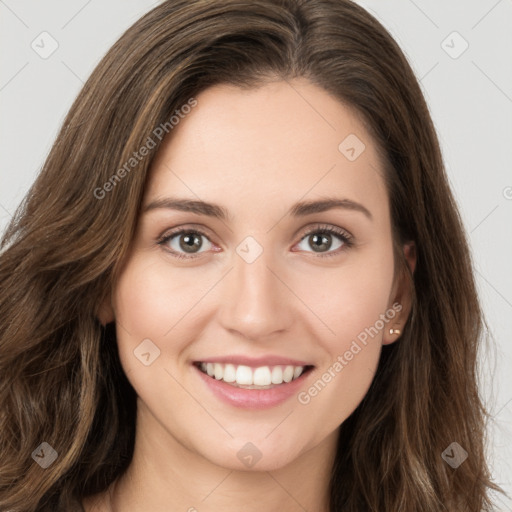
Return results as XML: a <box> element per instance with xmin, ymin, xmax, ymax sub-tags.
<box><xmin>194</xmin><ymin>355</ymin><xmax>314</xmax><ymax>368</ymax></box>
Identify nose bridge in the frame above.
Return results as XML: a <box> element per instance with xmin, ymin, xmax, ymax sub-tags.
<box><xmin>218</xmin><ymin>240</ymin><xmax>292</xmax><ymax>340</ymax></box>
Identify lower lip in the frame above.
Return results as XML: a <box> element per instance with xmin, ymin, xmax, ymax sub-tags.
<box><xmin>193</xmin><ymin>364</ymin><xmax>313</xmax><ymax>410</ymax></box>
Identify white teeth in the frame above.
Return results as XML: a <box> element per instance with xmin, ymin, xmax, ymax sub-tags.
<box><xmin>235</xmin><ymin>365</ymin><xmax>253</xmax><ymax>385</ymax></box>
<box><xmin>253</xmin><ymin>366</ymin><xmax>272</xmax><ymax>386</ymax></box>
<box><xmin>293</xmin><ymin>366</ymin><xmax>303</xmax><ymax>379</ymax></box>
<box><xmin>214</xmin><ymin>363</ymin><xmax>223</xmax><ymax>380</ymax></box>
<box><xmin>271</xmin><ymin>366</ymin><xmax>283</xmax><ymax>384</ymax></box>
<box><xmin>223</xmin><ymin>364</ymin><xmax>236</xmax><ymax>383</ymax></box>
<box><xmin>283</xmin><ymin>365</ymin><xmax>294</xmax><ymax>383</ymax></box>
<box><xmin>197</xmin><ymin>362</ymin><xmax>308</xmax><ymax>387</ymax></box>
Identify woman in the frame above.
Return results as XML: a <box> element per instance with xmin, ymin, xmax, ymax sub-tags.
<box><xmin>0</xmin><ymin>0</ymin><xmax>503</xmax><ymax>510</ymax></box>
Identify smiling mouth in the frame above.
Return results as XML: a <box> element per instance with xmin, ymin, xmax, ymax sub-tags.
<box><xmin>193</xmin><ymin>361</ymin><xmax>315</xmax><ymax>389</ymax></box>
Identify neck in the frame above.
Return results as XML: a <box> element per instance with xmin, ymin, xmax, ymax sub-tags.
<box><xmin>109</xmin><ymin>400</ymin><xmax>337</xmax><ymax>512</ymax></box>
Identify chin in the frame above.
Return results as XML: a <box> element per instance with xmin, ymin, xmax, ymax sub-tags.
<box><xmin>196</xmin><ymin>434</ymin><xmax>307</xmax><ymax>472</ymax></box>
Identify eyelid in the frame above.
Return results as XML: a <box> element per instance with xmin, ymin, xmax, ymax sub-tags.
<box><xmin>299</xmin><ymin>224</ymin><xmax>352</xmax><ymax>241</ymax></box>
<box><xmin>157</xmin><ymin>223</ymin><xmax>354</xmax><ymax>259</ymax></box>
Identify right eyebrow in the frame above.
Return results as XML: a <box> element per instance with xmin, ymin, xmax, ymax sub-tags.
<box><xmin>143</xmin><ymin>198</ymin><xmax>229</xmax><ymax>221</ymax></box>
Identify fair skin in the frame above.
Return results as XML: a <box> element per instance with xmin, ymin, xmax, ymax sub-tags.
<box><xmin>84</xmin><ymin>79</ymin><xmax>415</xmax><ymax>512</ymax></box>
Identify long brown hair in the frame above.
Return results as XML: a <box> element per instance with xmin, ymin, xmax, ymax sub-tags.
<box><xmin>0</xmin><ymin>1</ymin><xmax>503</xmax><ymax>510</ymax></box>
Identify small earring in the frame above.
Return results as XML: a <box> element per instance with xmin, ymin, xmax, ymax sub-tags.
<box><xmin>389</xmin><ymin>328</ymin><xmax>401</xmax><ymax>335</ymax></box>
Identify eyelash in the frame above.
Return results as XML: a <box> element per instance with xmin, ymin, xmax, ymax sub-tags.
<box><xmin>157</xmin><ymin>224</ymin><xmax>354</xmax><ymax>260</ymax></box>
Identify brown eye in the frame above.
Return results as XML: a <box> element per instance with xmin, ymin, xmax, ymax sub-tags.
<box><xmin>177</xmin><ymin>232</ymin><xmax>203</xmax><ymax>253</ymax></box>
<box><xmin>159</xmin><ymin>229</ymin><xmax>213</xmax><ymax>258</ymax></box>
<box><xmin>295</xmin><ymin>225</ymin><xmax>353</xmax><ymax>257</ymax></box>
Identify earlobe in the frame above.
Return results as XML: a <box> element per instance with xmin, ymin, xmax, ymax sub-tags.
<box><xmin>383</xmin><ymin>321</ymin><xmax>404</xmax><ymax>346</ymax></box>
<box><xmin>382</xmin><ymin>241</ymin><xmax>416</xmax><ymax>345</ymax></box>
<box><xmin>97</xmin><ymin>296</ymin><xmax>115</xmax><ymax>326</ymax></box>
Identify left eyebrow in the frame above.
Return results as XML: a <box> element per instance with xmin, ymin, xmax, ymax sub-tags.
<box><xmin>289</xmin><ymin>197</ymin><xmax>373</xmax><ymax>220</ymax></box>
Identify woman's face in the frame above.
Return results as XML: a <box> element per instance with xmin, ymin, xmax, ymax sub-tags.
<box><xmin>105</xmin><ymin>79</ymin><xmax>413</xmax><ymax>472</ymax></box>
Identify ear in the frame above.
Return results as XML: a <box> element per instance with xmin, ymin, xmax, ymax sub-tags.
<box><xmin>97</xmin><ymin>294</ymin><xmax>115</xmax><ymax>326</ymax></box>
<box><xmin>382</xmin><ymin>241</ymin><xmax>416</xmax><ymax>345</ymax></box>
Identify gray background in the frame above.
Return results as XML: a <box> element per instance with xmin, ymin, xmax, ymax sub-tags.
<box><xmin>1</xmin><ymin>0</ymin><xmax>511</xmax><ymax>508</ymax></box>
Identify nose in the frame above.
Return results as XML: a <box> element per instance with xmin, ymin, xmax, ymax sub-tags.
<box><xmin>217</xmin><ymin>244</ymin><xmax>295</xmax><ymax>341</ymax></box>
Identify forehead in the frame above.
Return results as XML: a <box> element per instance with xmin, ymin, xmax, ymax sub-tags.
<box><xmin>145</xmin><ymin>79</ymin><xmax>388</xmax><ymax>224</ymax></box>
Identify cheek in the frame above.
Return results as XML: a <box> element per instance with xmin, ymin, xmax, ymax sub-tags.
<box><xmin>110</xmin><ymin>257</ymin><xmax>181</xmax><ymax>378</ymax></box>
<box><xmin>114</xmin><ymin>263</ymin><xmax>166</xmax><ymax>344</ymax></box>
<box><xmin>111</xmin><ymin>257</ymin><xmax>208</xmax><ymax>412</ymax></box>
<box><xmin>293</xmin><ymin>250</ymin><xmax>394</xmax><ymax>349</ymax></box>
<box><xmin>292</xmin><ymin>251</ymin><xmax>394</xmax><ymax>421</ymax></box>
<box><xmin>113</xmin><ymin>255</ymin><xmax>216</xmax><ymax>339</ymax></box>
<box><xmin>111</xmin><ymin>254</ymin><xmax>226</xmax><ymax>390</ymax></box>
